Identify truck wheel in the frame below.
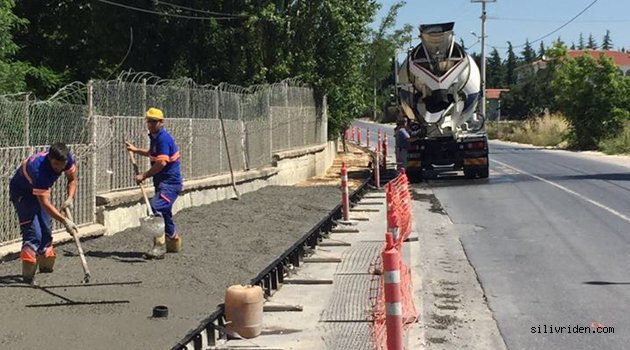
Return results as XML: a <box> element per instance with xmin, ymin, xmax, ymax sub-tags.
<box><xmin>463</xmin><ymin>168</ymin><xmax>476</xmax><ymax>179</ymax></box>
<box><xmin>478</xmin><ymin>166</ymin><xmax>489</xmax><ymax>178</ymax></box>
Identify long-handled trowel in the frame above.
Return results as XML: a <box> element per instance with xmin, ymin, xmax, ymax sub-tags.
<box><xmin>63</xmin><ymin>207</ymin><xmax>91</xmax><ymax>283</ymax></box>
<box><xmin>126</xmin><ymin>147</ymin><xmax>165</xmax><ymax>259</ymax></box>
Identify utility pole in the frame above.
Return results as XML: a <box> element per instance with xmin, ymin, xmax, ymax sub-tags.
<box><xmin>471</xmin><ymin>0</ymin><xmax>495</xmax><ymax>118</ymax></box>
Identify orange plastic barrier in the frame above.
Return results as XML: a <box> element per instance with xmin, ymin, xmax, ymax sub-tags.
<box><xmin>369</xmin><ymin>170</ymin><xmax>418</xmax><ymax>349</ymax></box>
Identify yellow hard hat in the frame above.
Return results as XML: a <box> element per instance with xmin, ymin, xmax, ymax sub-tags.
<box><xmin>145</xmin><ymin>107</ymin><xmax>165</xmax><ymax>121</ymax></box>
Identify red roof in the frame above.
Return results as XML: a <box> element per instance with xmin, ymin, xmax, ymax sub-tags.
<box><xmin>567</xmin><ymin>50</ymin><xmax>630</xmax><ymax>66</ymax></box>
<box><xmin>485</xmin><ymin>88</ymin><xmax>509</xmax><ymax>99</ymax></box>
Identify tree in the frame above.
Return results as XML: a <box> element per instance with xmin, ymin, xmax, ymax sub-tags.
<box><xmin>538</xmin><ymin>41</ymin><xmax>546</xmax><ymax>59</ymax></box>
<box><xmin>570</xmin><ymin>43</ymin><xmax>576</xmax><ymax>50</ymax></box>
<box><xmin>0</xmin><ymin>0</ymin><xmax>26</xmax><ymax>92</ymax></box>
<box><xmin>552</xmin><ymin>44</ymin><xmax>630</xmax><ymax>149</ymax></box>
<box><xmin>578</xmin><ymin>33</ymin><xmax>585</xmax><ymax>50</ymax></box>
<box><xmin>601</xmin><ymin>30</ymin><xmax>613</xmax><ymax>50</ymax></box>
<box><xmin>363</xmin><ymin>1</ymin><xmax>412</xmax><ymax>119</ymax></box>
<box><xmin>586</xmin><ymin>33</ymin><xmax>598</xmax><ymax>50</ymax></box>
<box><xmin>520</xmin><ymin>39</ymin><xmax>536</xmax><ymax>63</ymax></box>
<box><xmin>486</xmin><ymin>48</ymin><xmax>505</xmax><ymax>88</ymax></box>
<box><xmin>504</xmin><ymin>42</ymin><xmax>518</xmax><ymax>86</ymax></box>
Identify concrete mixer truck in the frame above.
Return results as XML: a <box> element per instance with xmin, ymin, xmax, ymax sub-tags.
<box><xmin>397</xmin><ymin>22</ymin><xmax>489</xmax><ymax>179</ymax></box>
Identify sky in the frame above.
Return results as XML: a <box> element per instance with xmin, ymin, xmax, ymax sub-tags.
<box><xmin>372</xmin><ymin>0</ymin><xmax>630</xmax><ymax>59</ymax></box>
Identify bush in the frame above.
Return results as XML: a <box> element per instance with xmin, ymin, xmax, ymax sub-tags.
<box><xmin>599</xmin><ymin>121</ymin><xmax>630</xmax><ymax>154</ymax></box>
<box><xmin>487</xmin><ymin>114</ymin><xmax>568</xmax><ymax>147</ymax></box>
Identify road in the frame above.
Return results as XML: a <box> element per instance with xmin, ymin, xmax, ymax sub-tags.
<box><xmin>433</xmin><ymin>141</ymin><xmax>630</xmax><ymax>349</ymax></box>
<box><xmin>354</xmin><ymin>120</ymin><xmax>629</xmax><ymax>349</ymax></box>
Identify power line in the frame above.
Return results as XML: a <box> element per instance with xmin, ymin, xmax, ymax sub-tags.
<box><xmin>156</xmin><ymin>0</ymin><xmax>247</xmax><ymax>17</ymax></box>
<box><xmin>490</xmin><ymin>0</ymin><xmax>600</xmax><ymax>50</ymax></box>
<box><xmin>489</xmin><ymin>16</ymin><xmax>630</xmax><ymax>23</ymax></box>
<box><xmin>96</xmin><ymin>0</ymin><xmax>243</xmax><ymax>20</ymax></box>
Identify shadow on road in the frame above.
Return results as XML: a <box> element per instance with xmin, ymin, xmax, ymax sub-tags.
<box><xmin>83</xmin><ymin>250</ymin><xmax>146</xmax><ymax>263</ymax></box>
<box><xmin>549</xmin><ymin>173</ymin><xmax>630</xmax><ymax>182</ymax></box>
<box><xmin>0</xmin><ymin>274</ymin><xmax>24</xmax><ymax>286</ymax></box>
<box><xmin>584</xmin><ymin>281</ymin><xmax>630</xmax><ymax>285</ymax></box>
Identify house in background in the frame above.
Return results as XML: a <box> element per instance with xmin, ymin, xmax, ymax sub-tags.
<box><xmin>516</xmin><ymin>50</ymin><xmax>630</xmax><ymax>83</ymax></box>
<box><xmin>485</xmin><ymin>88</ymin><xmax>509</xmax><ymax>121</ymax></box>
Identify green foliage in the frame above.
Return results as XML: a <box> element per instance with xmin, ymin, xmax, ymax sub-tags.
<box><xmin>486</xmin><ymin>48</ymin><xmax>505</xmax><ymax>88</ymax></box>
<box><xmin>552</xmin><ymin>45</ymin><xmax>630</xmax><ymax>149</ymax></box>
<box><xmin>599</xmin><ymin>121</ymin><xmax>630</xmax><ymax>154</ymax></box>
<box><xmin>504</xmin><ymin>42</ymin><xmax>518</xmax><ymax>86</ymax></box>
<box><xmin>362</xmin><ymin>1</ymin><xmax>411</xmax><ymax>120</ymax></box>
<box><xmin>586</xmin><ymin>33</ymin><xmax>598</xmax><ymax>50</ymax></box>
<box><xmin>520</xmin><ymin>39</ymin><xmax>536</xmax><ymax>64</ymax></box>
<box><xmin>601</xmin><ymin>30</ymin><xmax>613</xmax><ymax>50</ymax></box>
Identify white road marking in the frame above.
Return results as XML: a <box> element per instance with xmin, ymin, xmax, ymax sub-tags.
<box><xmin>493</xmin><ymin>159</ymin><xmax>630</xmax><ymax>224</ymax></box>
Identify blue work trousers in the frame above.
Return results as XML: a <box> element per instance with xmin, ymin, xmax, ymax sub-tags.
<box><xmin>151</xmin><ymin>182</ymin><xmax>182</xmax><ymax>239</ymax></box>
<box><xmin>9</xmin><ymin>191</ymin><xmax>53</xmax><ymax>255</ymax></box>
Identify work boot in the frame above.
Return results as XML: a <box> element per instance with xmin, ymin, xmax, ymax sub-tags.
<box><xmin>20</xmin><ymin>247</ymin><xmax>37</xmax><ymax>284</ymax></box>
<box><xmin>144</xmin><ymin>235</ymin><xmax>166</xmax><ymax>260</ymax></box>
<box><xmin>22</xmin><ymin>261</ymin><xmax>37</xmax><ymax>284</ymax></box>
<box><xmin>38</xmin><ymin>246</ymin><xmax>56</xmax><ymax>273</ymax></box>
<box><xmin>166</xmin><ymin>234</ymin><xmax>182</xmax><ymax>253</ymax></box>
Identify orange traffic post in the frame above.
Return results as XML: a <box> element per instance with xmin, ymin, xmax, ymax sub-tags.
<box><xmin>352</xmin><ymin>127</ymin><xmax>355</xmax><ymax>142</ymax></box>
<box><xmin>341</xmin><ymin>161</ymin><xmax>350</xmax><ymax>221</ymax></box>
<box><xmin>382</xmin><ymin>134</ymin><xmax>388</xmax><ymax>169</ymax></box>
<box><xmin>383</xmin><ymin>232</ymin><xmax>403</xmax><ymax>350</ymax></box>
<box><xmin>374</xmin><ymin>147</ymin><xmax>380</xmax><ymax>189</ymax></box>
<box><xmin>386</xmin><ymin>185</ymin><xmax>400</xmax><ymax>243</ymax></box>
<box><xmin>358</xmin><ymin>128</ymin><xmax>362</xmax><ymax>146</ymax></box>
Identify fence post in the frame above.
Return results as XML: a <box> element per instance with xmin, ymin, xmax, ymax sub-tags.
<box><xmin>285</xmin><ymin>83</ymin><xmax>290</xmax><ymax>149</ymax></box>
<box><xmin>187</xmin><ymin>88</ymin><xmax>193</xmax><ymax>177</ymax></box>
<box><xmin>267</xmin><ymin>88</ymin><xmax>273</xmax><ymax>164</ymax></box>
<box><xmin>239</xmin><ymin>97</ymin><xmax>249</xmax><ymax>171</ymax></box>
<box><xmin>23</xmin><ymin>94</ymin><xmax>30</xmax><ymax>146</ymax></box>
<box><xmin>216</xmin><ymin>88</ymin><xmax>223</xmax><ymax>171</ymax></box>
<box><xmin>383</xmin><ymin>232</ymin><xmax>403</xmax><ymax>350</ymax></box>
<box><xmin>88</xmin><ymin>80</ymin><xmax>96</xmax><ymax>223</ymax></box>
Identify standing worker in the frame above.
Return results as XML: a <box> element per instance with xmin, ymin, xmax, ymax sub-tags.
<box><xmin>126</xmin><ymin>107</ymin><xmax>183</xmax><ymax>259</ymax></box>
<box><xmin>9</xmin><ymin>143</ymin><xmax>79</xmax><ymax>284</ymax></box>
<box><xmin>395</xmin><ymin>117</ymin><xmax>410</xmax><ymax>171</ymax></box>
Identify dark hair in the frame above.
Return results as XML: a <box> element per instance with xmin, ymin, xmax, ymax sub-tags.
<box><xmin>49</xmin><ymin>143</ymin><xmax>70</xmax><ymax>162</ymax></box>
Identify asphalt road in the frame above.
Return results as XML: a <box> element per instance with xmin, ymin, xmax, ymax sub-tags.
<box><xmin>352</xmin><ymin>119</ymin><xmax>629</xmax><ymax>349</ymax></box>
<box><xmin>430</xmin><ymin>141</ymin><xmax>630</xmax><ymax>349</ymax></box>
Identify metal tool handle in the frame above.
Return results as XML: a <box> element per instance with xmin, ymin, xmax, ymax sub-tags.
<box><xmin>64</xmin><ymin>207</ymin><xmax>91</xmax><ymax>283</ymax></box>
<box><xmin>127</xmin><ymin>149</ymin><xmax>153</xmax><ymax>217</ymax></box>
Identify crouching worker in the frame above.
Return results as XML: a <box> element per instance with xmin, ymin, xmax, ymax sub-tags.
<box><xmin>126</xmin><ymin>107</ymin><xmax>183</xmax><ymax>259</ymax></box>
<box><xmin>9</xmin><ymin>143</ymin><xmax>79</xmax><ymax>284</ymax></box>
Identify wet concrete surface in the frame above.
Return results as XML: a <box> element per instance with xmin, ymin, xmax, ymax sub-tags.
<box><xmin>0</xmin><ymin>185</ymin><xmax>341</xmax><ymax>349</ymax></box>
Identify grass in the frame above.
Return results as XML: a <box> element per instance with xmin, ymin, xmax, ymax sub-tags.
<box><xmin>486</xmin><ymin>113</ymin><xmax>568</xmax><ymax>147</ymax></box>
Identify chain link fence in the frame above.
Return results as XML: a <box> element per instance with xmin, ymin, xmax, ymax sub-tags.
<box><xmin>0</xmin><ymin>72</ymin><xmax>327</xmax><ymax>246</ymax></box>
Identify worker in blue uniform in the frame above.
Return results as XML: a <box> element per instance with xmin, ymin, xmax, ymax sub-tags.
<box><xmin>126</xmin><ymin>107</ymin><xmax>183</xmax><ymax>259</ymax></box>
<box><xmin>9</xmin><ymin>143</ymin><xmax>79</xmax><ymax>283</ymax></box>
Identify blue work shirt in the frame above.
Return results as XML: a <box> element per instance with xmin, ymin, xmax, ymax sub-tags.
<box><xmin>10</xmin><ymin>150</ymin><xmax>76</xmax><ymax>198</ymax></box>
<box><xmin>149</xmin><ymin>128</ymin><xmax>183</xmax><ymax>186</ymax></box>
<box><xmin>395</xmin><ymin>127</ymin><xmax>410</xmax><ymax>150</ymax></box>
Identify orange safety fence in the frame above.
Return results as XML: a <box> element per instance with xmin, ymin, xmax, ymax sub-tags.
<box><xmin>368</xmin><ymin>170</ymin><xmax>418</xmax><ymax>349</ymax></box>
